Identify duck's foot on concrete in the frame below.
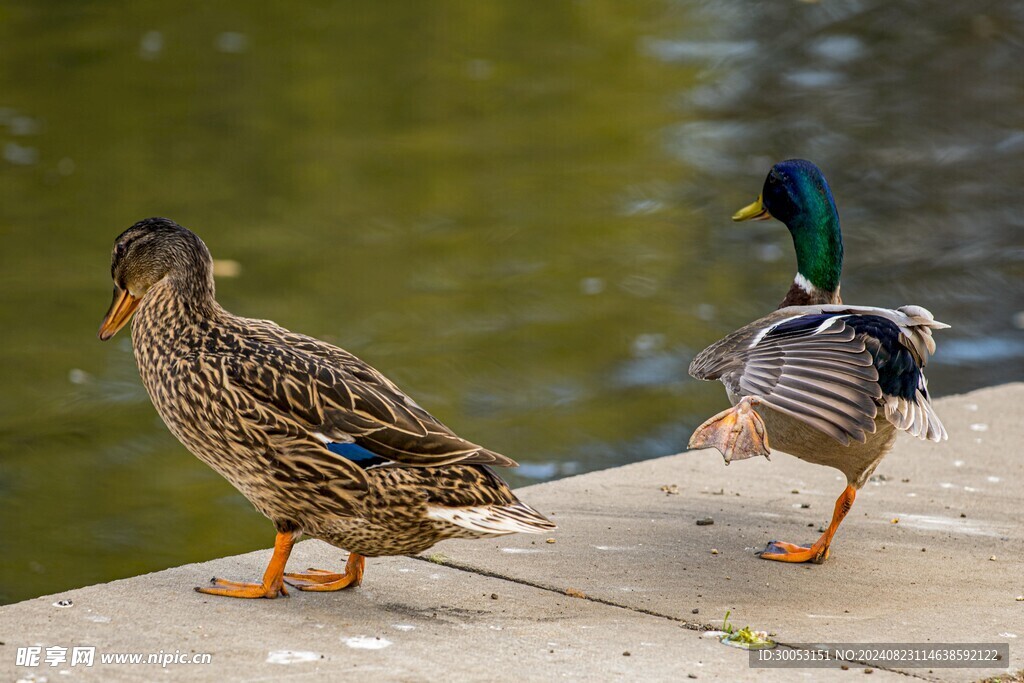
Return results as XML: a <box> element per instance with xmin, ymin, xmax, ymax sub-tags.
<box><xmin>284</xmin><ymin>553</ymin><xmax>365</xmax><ymax>591</ymax></box>
<box><xmin>758</xmin><ymin>485</ymin><xmax>857</xmax><ymax>565</ymax></box>
<box><xmin>194</xmin><ymin>530</ymin><xmax>296</xmax><ymax>598</ymax></box>
<box><xmin>196</xmin><ymin>576</ymin><xmax>289</xmax><ymax>598</ymax></box>
<box><xmin>759</xmin><ymin>540</ymin><xmax>829</xmax><ymax>564</ymax></box>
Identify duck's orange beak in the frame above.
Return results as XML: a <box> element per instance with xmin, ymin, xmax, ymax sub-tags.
<box><xmin>732</xmin><ymin>194</ymin><xmax>772</xmax><ymax>222</ymax></box>
<box><xmin>98</xmin><ymin>286</ymin><xmax>140</xmax><ymax>340</ymax></box>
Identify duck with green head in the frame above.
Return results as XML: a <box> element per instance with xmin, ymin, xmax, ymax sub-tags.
<box><xmin>733</xmin><ymin>158</ymin><xmax>844</xmax><ymax>307</ymax></box>
<box><xmin>688</xmin><ymin>159</ymin><xmax>948</xmax><ymax>564</ymax></box>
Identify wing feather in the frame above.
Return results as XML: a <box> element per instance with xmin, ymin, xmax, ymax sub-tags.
<box><xmin>689</xmin><ymin>304</ymin><xmax>948</xmax><ymax>444</ymax></box>
<box><xmin>206</xmin><ymin>322</ymin><xmax>518</xmax><ymax>475</ymax></box>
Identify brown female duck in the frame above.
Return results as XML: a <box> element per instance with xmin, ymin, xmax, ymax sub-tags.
<box><xmin>98</xmin><ymin>217</ymin><xmax>554</xmax><ymax>598</ymax></box>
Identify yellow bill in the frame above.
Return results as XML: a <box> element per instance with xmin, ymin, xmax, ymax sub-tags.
<box><xmin>732</xmin><ymin>194</ymin><xmax>772</xmax><ymax>222</ymax></box>
<box><xmin>98</xmin><ymin>286</ymin><xmax>140</xmax><ymax>340</ymax></box>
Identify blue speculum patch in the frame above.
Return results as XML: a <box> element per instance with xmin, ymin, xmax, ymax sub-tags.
<box><xmin>326</xmin><ymin>441</ymin><xmax>390</xmax><ymax>468</ymax></box>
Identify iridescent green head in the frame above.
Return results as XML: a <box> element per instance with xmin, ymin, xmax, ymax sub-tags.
<box><xmin>733</xmin><ymin>159</ymin><xmax>843</xmax><ymax>296</ymax></box>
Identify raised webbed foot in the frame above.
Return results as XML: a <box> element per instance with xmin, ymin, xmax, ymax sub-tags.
<box><xmin>689</xmin><ymin>396</ymin><xmax>770</xmax><ymax>463</ymax></box>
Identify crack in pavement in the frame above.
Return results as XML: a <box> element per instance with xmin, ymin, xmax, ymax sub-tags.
<box><xmin>413</xmin><ymin>554</ymin><xmax>934</xmax><ymax>680</ymax></box>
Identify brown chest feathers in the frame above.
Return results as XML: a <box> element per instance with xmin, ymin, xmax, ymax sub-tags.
<box><xmin>779</xmin><ymin>279</ymin><xmax>842</xmax><ymax>308</ymax></box>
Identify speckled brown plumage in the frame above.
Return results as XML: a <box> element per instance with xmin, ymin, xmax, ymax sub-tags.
<box><xmin>99</xmin><ymin>218</ymin><xmax>554</xmax><ymax>595</ymax></box>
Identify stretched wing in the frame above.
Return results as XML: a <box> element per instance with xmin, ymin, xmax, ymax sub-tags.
<box><xmin>863</xmin><ymin>305</ymin><xmax>948</xmax><ymax>442</ymax></box>
<box><xmin>690</xmin><ymin>304</ymin><xmax>948</xmax><ymax>446</ymax></box>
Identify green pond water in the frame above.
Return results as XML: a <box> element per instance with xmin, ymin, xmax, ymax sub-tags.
<box><xmin>1</xmin><ymin>1</ymin><xmax>1022</xmax><ymax>605</ymax></box>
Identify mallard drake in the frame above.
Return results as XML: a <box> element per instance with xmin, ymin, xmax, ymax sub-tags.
<box><xmin>688</xmin><ymin>160</ymin><xmax>947</xmax><ymax>563</ymax></box>
<box><xmin>98</xmin><ymin>217</ymin><xmax>555</xmax><ymax>598</ymax></box>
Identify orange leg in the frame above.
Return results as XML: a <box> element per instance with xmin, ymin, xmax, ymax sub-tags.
<box><xmin>689</xmin><ymin>396</ymin><xmax>771</xmax><ymax>463</ymax></box>
<box><xmin>196</xmin><ymin>530</ymin><xmax>296</xmax><ymax>598</ymax></box>
<box><xmin>760</xmin><ymin>485</ymin><xmax>856</xmax><ymax>564</ymax></box>
<box><xmin>284</xmin><ymin>553</ymin><xmax>366</xmax><ymax>592</ymax></box>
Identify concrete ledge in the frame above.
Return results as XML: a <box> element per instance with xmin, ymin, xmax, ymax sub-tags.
<box><xmin>2</xmin><ymin>385</ymin><xmax>1022</xmax><ymax>682</ymax></box>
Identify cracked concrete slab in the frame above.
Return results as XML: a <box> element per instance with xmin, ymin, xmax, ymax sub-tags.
<box><xmin>430</xmin><ymin>384</ymin><xmax>1024</xmax><ymax>681</ymax></box>
<box><xmin>0</xmin><ymin>543</ymin><xmax>900</xmax><ymax>683</ymax></box>
<box><xmin>1</xmin><ymin>385</ymin><xmax>1020</xmax><ymax>682</ymax></box>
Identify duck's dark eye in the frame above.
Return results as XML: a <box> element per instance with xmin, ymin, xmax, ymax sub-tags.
<box><xmin>115</xmin><ymin>242</ymin><xmax>127</xmax><ymax>259</ymax></box>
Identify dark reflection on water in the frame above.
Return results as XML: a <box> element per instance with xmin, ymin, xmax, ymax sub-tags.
<box><xmin>1</xmin><ymin>1</ymin><xmax>1021</xmax><ymax>603</ymax></box>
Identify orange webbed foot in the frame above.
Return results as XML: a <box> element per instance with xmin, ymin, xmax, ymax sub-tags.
<box><xmin>758</xmin><ymin>485</ymin><xmax>857</xmax><ymax>565</ymax></box>
<box><xmin>284</xmin><ymin>553</ymin><xmax>365</xmax><ymax>592</ymax></box>
<box><xmin>193</xmin><ymin>530</ymin><xmax>296</xmax><ymax>599</ymax></box>
<box><xmin>759</xmin><ymin>540</ymin><xmax>829</xmax><ymax>564</ymax></box>
<box><xmin>196</xmin><ymin>576</ymin><xmax>289</xmax><ymax>599</ymax></box>
<box><xmin>689</xmin><ymin>396</ymin><xmax>771</xmax><ymax>463</ymax></box>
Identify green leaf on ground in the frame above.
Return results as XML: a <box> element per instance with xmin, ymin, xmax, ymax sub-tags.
<box><xmin>720</xmin><ymin>610</ymin><xmax>776</xmax><ymax>650</ymax></box>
